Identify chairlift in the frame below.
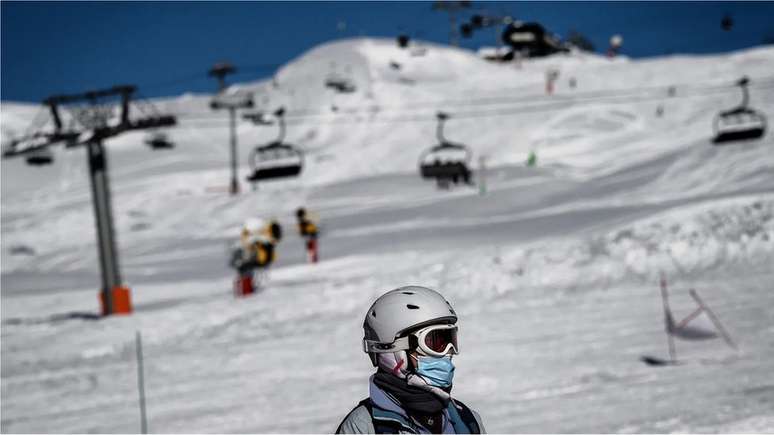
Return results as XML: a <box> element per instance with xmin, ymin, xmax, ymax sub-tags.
<box><xmin>243</xmin><ymin>112</ymin><xmax>275</xmax><ymax>125</ymax></box>
<box><xmin>712</xmin><ymin>77</ymin><xmax>767</xmax><ymax>144</ymax></box>
<box><xmin>25</xmin><ymin>148</ymin><xmax>54</xmax><ymax>166</ymax></box>
<box><xmin>144</xmin><ymin>131</ymin><xmax>174</xmax><ymax>150</ymax></box>
<box><xmin>721</xmin><ymin>14</ymin><xmax>733</xmax><ymax>31</ymax></box>
<box><xmin>324</xmin><ymin>75</ymin><xmax>356</xmax><ymax>94</ymax></box>
<box><xmin>418</xmin><ymin>112</ymin><xmax>473</xmax><ymax>186</ymax></box>
<box><xmin>4</xmin><ymin>132</ymin><xmax>65</xmax><ymax>165</ymax></box>
<box><xmin>460</xmin><ymin>23</ymin><xmax>474</xmax><ymax>38</ymax></box>
<box><xmin>246</xmin><ymin>107</ymin><xmax>304</xmax><ymax>182</ymax></box>
<box><xmin>410</xmin><ymin>46</ymin><xmax>428</xmax><ymax>57</ymax></box>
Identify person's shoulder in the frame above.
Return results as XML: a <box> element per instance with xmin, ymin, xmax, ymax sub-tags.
<box><xmin>335</xmin><ymin>402</ymin><xmax>374</xmax><ymax>434</ymax></box>
<box><xmin>452</xmin><ymin>398</ymin><xmax>486</xmax><ymax>434</ymax></box>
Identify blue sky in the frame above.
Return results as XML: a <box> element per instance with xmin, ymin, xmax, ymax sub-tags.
<box><xmin>2</xmin><ymin>1</ymin><xmax>774</xmax><ymax>103</ymax></box>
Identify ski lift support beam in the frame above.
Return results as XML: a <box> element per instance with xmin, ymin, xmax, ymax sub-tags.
<box><xmin>659</xmin><ymin>273</ymin><xmax>678</xmax><ymax>362</ymax></box>
<box><xmin>208</xmin><ymin>62</ymin><xmax>254</xmax><ymax>195</ymax></box>
<box><xmin>436</xmin><ymin>112</ymin><xmax>449</xmax><ymax>142</ymax></box>
<box><xmin>3</xmin><ymin>84</ymin><xmax>177</xmax><ymax>316</ymax></box>
<box><xmin>274</xmin><ymin>107</ymin><xmax>287</xmax><ymax>142</ymax></box>
<box><xmin>736</xmin><ymin>76</ymin><xmax>750</xmax><ymax>108</ymax></box>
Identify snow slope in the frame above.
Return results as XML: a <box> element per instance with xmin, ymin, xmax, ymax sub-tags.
<box><xmin>2</xmin><ymin>38</ymin><xmax>774</xmax><ymax>433</ymax></box>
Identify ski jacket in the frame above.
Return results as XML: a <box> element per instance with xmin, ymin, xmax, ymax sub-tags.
<box><xmin>230</xmin><ymin>241</ymin><xmax>275</xmax><ymax>271</ymax></box>
<box><xmin>298</xmin><ymin>219</ymin><xmax>318</xmax><ymax>238</ymax></box>
<box><xmin>336</xmin><ymin>376</ymin><xmax>485</xmax><ymax>434</ymax></box>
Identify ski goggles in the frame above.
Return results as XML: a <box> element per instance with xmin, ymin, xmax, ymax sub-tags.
<box><xmin>364</xmin><ymin>324</ymin><xmax>459</xmax><ymax>357</ymax></box>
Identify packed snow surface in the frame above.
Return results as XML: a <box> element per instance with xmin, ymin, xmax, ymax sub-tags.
<box><xmin>2</xmin><ymin>39</ymin><xmax>774</xmax><ymax>433</ymax></box>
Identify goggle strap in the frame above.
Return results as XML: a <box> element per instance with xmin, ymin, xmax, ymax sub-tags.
<box><xmin>363</xmin><ymin>336</ymin><xmax>411</xmax><ymax>353</ymax></box>
<box><xmin>363</xmin><ymin>324</ymin><xmax>459</xmax><ymax>356</ymax></box>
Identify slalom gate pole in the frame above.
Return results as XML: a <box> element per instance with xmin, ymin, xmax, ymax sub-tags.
<box><xmin>659</xmin><ymin>273</ymin><xmax>677</xmax><ymax>362</ymax></box>
<box><xmin>689</xmin><ymin>289</ymin><xmax>738</xmax><ymax>350</ymax></box>
<box><xmin>136</xmin><ymin>331</ymin><xmax>148</xmax><ymax>434</ymax></box>
<box><xmin>675</xmin><ymin>307</ymin><xmax>704</xmax><ymax>330</ymax></box>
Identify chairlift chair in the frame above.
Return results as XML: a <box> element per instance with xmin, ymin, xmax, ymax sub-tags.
<box><xmin>324</xmin><ymin>75</ymin><xmax>357</xmax><ymax>94</ymax></box>
<box><xmin>243</xmin><ymin>112</ymin><xmax>275</xmax><ymax>126</ymax></box>
<box><xmin>5</xmin><ymin>133</ymin><xmax>60</xmax><ymax>165</ymax></box>
<box><xmin>418</xmin><ymin>113</ymin><xmax>473</xmax><ymax>184</ymax></box>
<box><xmin>712</xmin><ymin>77</ymin><xmax>767</xmax><ymax>144</ymax></box>
<box><xmin>721</xmin><ymin>14</ymin><xmax>733</xmax><ymax>31</ymax></box>
<box><xmin>246</xmin><ymin>107</ymin><xmax>304</xmax><ymax>182</ymax></box>
<box><xmin>25</xmin><ymin>148</ymin><xmax>54</xmax><ymax>166</ymax></box>
<box><xmin>410</xmin><ymin>46</ymin><xmax>428</xmax><ymax>57</ymax></box>
<box><xmin>144</xmin><ymin>131</ymin><xmax>175</xmax><ymax>150</ymax></box>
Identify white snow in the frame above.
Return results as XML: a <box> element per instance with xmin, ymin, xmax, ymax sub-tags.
<box><xmin>2</xmin><ymin>38</ymin><xmax>774</xmax><ymax>433</ymax></box>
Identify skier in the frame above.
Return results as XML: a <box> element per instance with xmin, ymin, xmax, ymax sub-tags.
<box><xmin>268</xmin><ymin>217</ymin><xmax>283</xmax><ymax>243</ymax></box>
<box><xmin>295</xmin><ymin>207</ymin><xmax>319</xmax><ymax>263</ymax></box>
<box><xmin>230</xmin><ymin>218</ymin><xmax>278</xmax><ymax>296</ymax></box>
<box><xmin>336</xmin><ymin>286</ymin><xmax>485</xmax><ymax>434</ymax></box>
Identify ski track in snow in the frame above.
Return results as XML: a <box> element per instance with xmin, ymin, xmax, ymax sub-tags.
<box><xmin>2</xmin><ymin>39</ymin><xmax>774</xmax><ymax>433</ymax></box>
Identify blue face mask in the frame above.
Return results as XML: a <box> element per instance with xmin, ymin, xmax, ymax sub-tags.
<box><xmin>415</xmin><ymin>355</ymin><xmax>455</xmax><ymax>388</ymax></box>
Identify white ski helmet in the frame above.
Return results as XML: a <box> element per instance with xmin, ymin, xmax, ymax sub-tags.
<box><xmin>243</xmin><ymin>217</ymin><xmax>266</xmax><ymax>233</ymax></box>
<box><xmin>363</xmin><ymin>286</ymin><xmax>457</xmax><ymax>377</ymax></box>
<box><xmin>242</xmin><ymin>218</ymin><xmax>268</xmax><ymax>243</ymax></box>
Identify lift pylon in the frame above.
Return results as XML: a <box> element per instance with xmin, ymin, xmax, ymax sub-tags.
<box><xmin>2</xmin><ymin>84</ymin><xmax>177</xmax><ymax>316</ymax></box>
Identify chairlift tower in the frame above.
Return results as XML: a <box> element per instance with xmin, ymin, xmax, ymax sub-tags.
<box><xmin>432</xmin><ymin>1</ymin><xmax>472</xmax><ymax>46</ymax></box>
<box><xmin>209</xmin><ymin>63</ymin><xmax>254</xmax><ymax>195</ymax></box>
<box><xmin>3</xmin><ymin>85</ymin><xmax>176</xmax><ymax>316</ymax></box>
<box><xmin>464</xmin><ymin>11</ymin><xmax>512</xmax><ymax>48</ymax></box>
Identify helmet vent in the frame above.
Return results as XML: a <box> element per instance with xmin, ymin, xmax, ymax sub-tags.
<box><xmin>402</xmin><ymin>291</ymin><xmax>415</xmax><ymax>295</ymax></box>
<box><xmin>406</xmin><ymin>304</ymin><xmax>419</xmax><ymax>310</ymax></box>
<box><xmin>372</xmin><ymin>310</ymin><xmax>376</xmax><ymax>317</ymax></box>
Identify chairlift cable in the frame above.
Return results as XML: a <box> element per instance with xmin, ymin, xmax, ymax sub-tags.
<box><xmin>137</xmin><ymin>76</ymin><xmax>774</xmax><ymax>123</ymax></box>
<box><xmin>273</xmin><ymin>82</ymin><xmax>774</xmax><ymax>127</ymax></box>
<box><xmin>23</xmin><ymin>108</ymin><xmax>51</xmax><ymax>138</ymax></box>
<box><xmin>9</xmin><ymin>76</ymin><xmax>773</xmax><ymax>148</ymax></box>
<box><xmin>278</xmin><ymin>77</ymin><xmax>774</xmax><ymax>120</ymax></box>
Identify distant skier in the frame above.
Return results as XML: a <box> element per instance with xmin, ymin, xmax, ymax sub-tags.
<box><xmin>268</xmin><ymin>217</ymin><xmax>283</xmax><ymax>243</ymax></box>
<box><xmin>230</xmin><ymin>218</ymin><xmax>279</xmax><ymax>296</ymax></box>
<box><xmin>295</xmin><ymin>207</ymin><xmax>319</xmax><ymax>263</ymax></box>
<box><xmin>336</xmin><ymin>286</ymin><xmax>485</xmax><ymax>434</ymax></box>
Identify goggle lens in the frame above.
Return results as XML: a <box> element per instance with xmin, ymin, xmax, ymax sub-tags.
<box><xmin>423</xmin><ymin>327</ymin><xmax>457</xmax><ymax>354</ymax></box>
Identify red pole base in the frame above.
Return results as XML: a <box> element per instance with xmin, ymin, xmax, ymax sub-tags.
<box><xmin>230</xmin><ymin>179</ymin><xmax>240</xmax><ymax>195</ymax></box>
<box><xmin>100</xmin><ymin>286</ymin><xmax>133</xmax><ymax>316</ymax></box>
